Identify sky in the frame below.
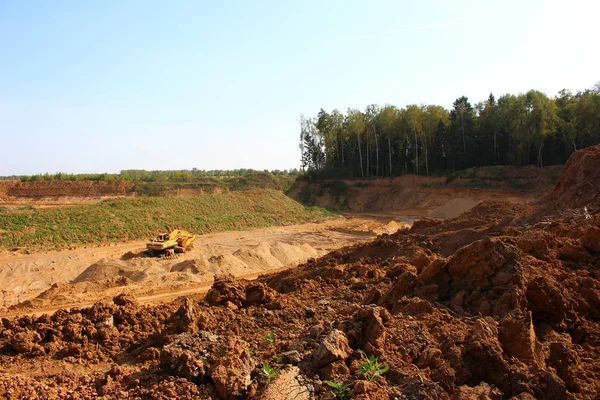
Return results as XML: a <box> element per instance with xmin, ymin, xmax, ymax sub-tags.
<box><xmin>0</xmin><ymin>0</ymin><xmax>599</xmax><ymax>175</ymax></box>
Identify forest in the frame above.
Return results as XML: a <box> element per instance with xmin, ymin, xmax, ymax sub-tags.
<box><xmin>300</xmin><ymin>84</ymin><xmax>600</xmax><ymax>177</ymax></box>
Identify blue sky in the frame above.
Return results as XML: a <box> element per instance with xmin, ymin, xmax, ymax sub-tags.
<box><xmin>0</xmin><ymin>0</ymin><xmax>598</xmax><ymax>175</ymax></box>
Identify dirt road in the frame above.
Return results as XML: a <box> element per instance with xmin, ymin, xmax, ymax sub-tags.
<box><xmin>0</xmin><ymin>215</ymin><xmax>405</xmax><ymax>316</ymax></box>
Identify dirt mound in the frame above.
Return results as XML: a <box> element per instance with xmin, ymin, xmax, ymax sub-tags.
<box><xmin>372</xmin><ymin>220</ymin><xmax>405</xmax><ymax>235</ymax></box>
<box><xmin>171</xmin><ymin>259</ymin><xmax>210</xmax><ymax>274</ymax></box>
<box><xmin>429</xmin><ymin>197</ymin><xmax>480</xmax><ymax>219</ymax></box>
<box><xmin>233</xmin><ymin>243</ymin><xmax>284</xmax><ymax>271</ymax></box>
<box><xmin>543</xmin><ymin>144</ymin><xmax>600</xmax><ymax>210</ymax></box>
<box><xmin>206</xmin><ymin>275</ymin><xmax>278</xmax><ymax>308</ymax></box>
<box><xmin>268</xmin><ymin>241</ymin><xmax>317</xmax><ymax>265</ymax></box>
<box><xmin>72</xmin><ymin>259</ymin><xmax>141</xmax><ymax>283</ymax></box>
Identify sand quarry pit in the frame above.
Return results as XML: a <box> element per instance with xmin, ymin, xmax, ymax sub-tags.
<box><xmin>1</xmin><ymin>146</ymin><xmax>600</xmax><ymax>399</ymax></box>
<box><xmin>0</xmin><ymin>217</ymin><xmax>404</xmax><ymax>316</ymax></box>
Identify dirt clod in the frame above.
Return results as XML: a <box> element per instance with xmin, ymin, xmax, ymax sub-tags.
<box><xmin>312</xmin><ymin>329</ymin><xmax>351</xmax><ymax>368</ymax></box>
<box><xmin>160</xmin><ymin>331</ymin><xmax>254</xmax><ymax>399</ymax></box>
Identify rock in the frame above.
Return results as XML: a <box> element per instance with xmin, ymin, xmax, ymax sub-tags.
<box><xmin>160</xmin><ymin>331</ymin><xmax>254</xmax><ymax>399</ymax></box>
<box><xmin>416</xmin><ymin>347</ymin><xmax>442</xmax><ymax>369</ymax></box>
<box><xmin>113</xmin><ymin>293</ymin><xmax>137</xmax><ymax>306</ymax></box>
<box><xmin>453</xmin><ymin>382</ymin><xmax>502</xmax><ymax>399</ymax></box>
<box><xmin>463</xmin><ymin>318</ymin><xmax>511</xmax><ymax>394</ymax></box>
<box><xmin>62</xmin><ymin>322</ymin><xmax>83</xmax><ymax>340</ymax></box>
<box><xmin>391</xmin><ymin>271</ymin><xmax>417</xmax><ymax>296</ymax></box>
<box><xmin>357</xmin><ymin>306</ymin><xmax>389</xmax><ymax>350</ymax></box>
<box><xmin>525</xmin><ymin>278</ymin><xmax>566</xmax><ymax>324</ymax></box>
<box><xmin>414</xmin><ymin>284</ymin><xmax>440</xmax><ymax>303</ymax></box>
<box><xmin>352</xmin><ymin>380</ymin><xmax>389</xmax><ymax>399</ymax></box>
<box><xmin>244</xmin><ymin>282</ymin><xmax>278</xmax><ymax>306</ymax></box>
<box><xmin>547</xmin><ymin>341</ymin><xmax>579</xmax><ymax>390</ymax></box>
<box><xmin>418</xmin><ymin>258</ymin><xmax>451</xmax><ymax>297</ymax></box>
<box><xmin>280</xmin><ymin>350</ymin><xmax>302</xmax><ymax>365</ymax></box>
<box><xmin>320</xmin><ymin>360</ymin><xmax>350</xmax><ymax>380</ymax></box>
<box><xmin>95</xmin><ymin>316</ymin><xmax>114</xmax><ymax>329</ymax></box>
<box><xmin>409</xmin><ymin>249</ymin><xmax>434</xmax><ymax>272</ymax></box>
<box><xmin>258</xmin><ymin>366</ymin><xmax>309</xmax><ymax>400</ymax></box>
<box><xmin>447</xmin><ymin>238</ymin><xmax>518</xmax><ymax>293</ymax></box>
<box><xmin>10</xmin><ymin>330</ymin><xmax>41</xmax><ymax>354</ymax></box>
<box><xmin>558</xmin><ymin>241</ymin><xmax>594</xmax><ymax>263</ymax></box>
<box><xmin>206</xmin><ymin>274</ymin><xmax>247</xmax><ymax>308</ymax></box>
<box><xmin>581</xmin><ymin>226</ymin><xmax>600</xmax><ymax>254</ymax></box>
<box><xmin>498</xmin><ymin>310</ymin><xmax>544</xmax><ymax>366</ymax></box>
<box><xmin>312</xmin><ymin>329</ymin><xmax>351</xmax><ymax>368</ymax></box>
<box><xmin>450</xmin><ymin>290</ymin><xmax>467</xmax><ymax>312</ymax></box>
<box><xmin>379</xmin><ymin>272</ymin><xmax>418</xmax><ymax>309</ymax></box>
<box><xmin>206</xmin><ymin>275</ymin><xmax>278</xmax><ymax>308</ymax></box>
<box><xmin>398</xmin><ymin>297</ymin><xmax>435</xmax><ymax>315</ymax></box>
<box><xmin>162</xmin><ymin>298</ymin><xmax>199</xmax><ymax>335</ymax></box>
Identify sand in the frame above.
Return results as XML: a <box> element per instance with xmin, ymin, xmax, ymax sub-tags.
<box><xmin>0</xmin><ymin>216</ymin><xmax>398</xmax><ymax>314</ymax></box>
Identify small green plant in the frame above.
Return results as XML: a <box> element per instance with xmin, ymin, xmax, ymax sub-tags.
<box><xmin>325</xmin><ymin>380</ymin><xmax>350</xmax><ymax>399</ymax></box>
<box><xmin>262</xmin><ymin>363</ymin><xmax>280</xmax><ymax>381</ymax></box>
<box><xmin>357</xmin><ymin>353</ymin><xmax>389</xmax><ymax>382</ymax></box>
<box><xmin>248</xmin><ymin>346</ymin><xmax>255</xmax><ymax>356</ymax></box>
<box><xmin>260</xmin><ymin>331</ymin><xmax>276</xmax><ymax>344</ymax></box>
<box><xmin>272</xmin><ymin>354</ymin><xmax>283</xmax><ymax>363</ymax></box>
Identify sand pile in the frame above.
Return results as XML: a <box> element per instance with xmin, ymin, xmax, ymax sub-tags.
<box><xmin>7</xmin><ymin>241</ymin><xmax>322</xmax><ymax>311</ymax></box>
<box><xmin>72</xmin><ymin>259</ymin><xmax>142</xmax><ymax>283</ymax></box>
<box><xmin>373</xmin><ymin>220</ymin><xmax>407</xmax><ymax>235</ymax></box>
<box><xmin>268</xmin><ymin>241</ymin><xmax>318</xmax><ymax>266</ymax></box>
<box><xmin>429</xmin><ymin>197</ymin><xmax>481</xmax><ymax>219</ymax></box>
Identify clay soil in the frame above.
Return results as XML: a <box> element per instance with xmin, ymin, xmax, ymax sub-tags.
<box><xmin>287</xmin><ymin>169</ymin><xmax>557</xmax><ymax>219</ymax></box>
<box><xmin>1</xmin><ymin>147</ymin><xmax>600</xmax><ymax>399</ymax></box>
<box><xmin>0</xmin><ymin>181</ymin><xmax>137</xmax><ymax>208</ymax></box>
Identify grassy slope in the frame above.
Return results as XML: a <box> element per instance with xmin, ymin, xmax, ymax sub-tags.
<box><xmin>0</xmin><ymin>189</ymin><xmax>334</xmax><ymax>251</ymax></box>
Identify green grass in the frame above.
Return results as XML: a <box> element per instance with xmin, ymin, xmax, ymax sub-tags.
<box><xmin>0</xmin><ymin>189</ymin><xmax>334</xmax><ymax>251</ymax></box>
<box><xmin>134</xmin><ymin>173</ymin><xmax>297</xmax><ymax>196</ymax></box>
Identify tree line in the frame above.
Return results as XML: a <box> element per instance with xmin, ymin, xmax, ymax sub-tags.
<box><xmin>13</xmin><ymin>168</ymin><xmax>299</xmax><ymax>183</ymax></box>
<box><xmin>299</xmin><ymin>84</ymin><xmax>600</xmax><ymax>177</ymax></box>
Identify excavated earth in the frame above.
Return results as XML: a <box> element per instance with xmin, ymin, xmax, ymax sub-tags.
<box><xmin>1</xmin><ymin>146</ymin><xmax>600</xmax><ymax>399</ymax></box>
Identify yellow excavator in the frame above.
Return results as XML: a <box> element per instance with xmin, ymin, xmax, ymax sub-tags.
<box><xmin>145</xmin><ymin>229</ymin><xmax>196</xmax><ymax>258</ymax></box>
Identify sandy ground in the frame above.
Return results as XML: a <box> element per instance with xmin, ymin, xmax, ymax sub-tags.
<box><xmin>0</xmin><ymin>216</ymin><xmax>405</xmax><ymax>316</ymax></box>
